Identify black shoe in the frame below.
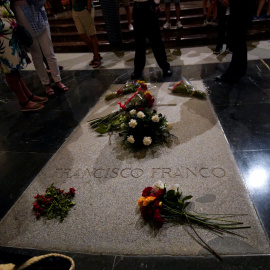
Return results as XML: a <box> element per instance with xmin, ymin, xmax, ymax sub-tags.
<box><xmin>131</xmin><ymin>72</ymin><xmax>143</xmax><ymax>80</ymax></box>
<box><xmin>213</xmin><ymin>47</ymin><xmax>222</xmax><ymax>54</ymax></box>
<box><xmin>163</xmin><ymin>69</ymin><xmax>173</xmax><ymax>77</ymax></box>
<box><xmin>215</xmin><ymin>74</ymin><xmax>241</xmax><ymax>84</ymax></box>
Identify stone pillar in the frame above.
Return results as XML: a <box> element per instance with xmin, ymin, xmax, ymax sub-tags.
<box><xmin>99</xmin><ymin>0</ymin><xmax>122</xmax><ymax>45</ymax></box>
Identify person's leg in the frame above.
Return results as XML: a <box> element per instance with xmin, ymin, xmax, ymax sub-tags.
<box><xmin>37</xmin><ymin>25</ymin><xmax>62</xmax><ymax>85</ymax></box>
<box><xmin>147</xmin><ymin>4</ymin><xmax>170</xmax><ymax>74</ymax></box>
<box><xmin>256</xmin><ymin>0</ymin><xmax>266</xmax><ymax>17</ymax></box>
<box><xmin>164</xmin><ymin>2</ymin><xmax>171</xmax><ymax>25</ymax></box>
<box><xmin>132</xmin><ymin>2</ymin><xmax>147</xmax><ymax>77</ymax></box>
<box><xmin>174</xmin><ymin>1</ymin><xmax>182</xmax><ymax>28</ymax></box>
<box><xmin>5</xmin><ymin>71</ymin><xmax>43</xmax><ymax>110</ymax></box>
<box><xmin>124</xmin><ymin>5</ymin><xmax>132</xmax><ymax>25</ymax></box>
<box><xmin>203</xmin><ymin>0</ymin><xmax>207</xmax><ymax>15</ymax></box>
<box><xmin>215</xmin><ymin>1</ymin><xmax>227</xmax><ymax>52</ymax></box>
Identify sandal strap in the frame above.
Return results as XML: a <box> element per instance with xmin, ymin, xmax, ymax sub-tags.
<box><xmin>20</xmin><ymin>99</ymin><xmax>30</xmax><ymax>107</ymax></box>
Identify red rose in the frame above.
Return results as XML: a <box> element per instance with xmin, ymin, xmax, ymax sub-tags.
<box><xmin>140</xmin><ymin>206</ymin><xmax>154</xmax><ymax>221</ymax></box>
<box><xmin>34</xmin><ymin>194</ymin><xmax>39</xmax><ymax>199</ymax></box>
<box><xmin>154</xmin><ymin>209</ymin><xmax>165</xmax><ymax>228</ymax></box>
<box><xmin>69</xmin><ymin>187</ymin><xmax>76</xmax><ymax>197</ymax></box>
<box><xmin>117</xmin><ymin>89</ymin><xmax>123</xmax><ymax>95</ymax></box>
<box><xmin>155</xmin><ymin>189</ymin><xmax>165</xmax><ymax>199</ymax></box>
<box><xmin>142</xmin><ymin>187</ymin><xmax>153</xmax><ymax>196</ymax></box>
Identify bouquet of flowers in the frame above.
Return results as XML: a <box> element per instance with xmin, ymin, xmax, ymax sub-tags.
<box><xmin>120</xmin><ymin>109</ymin><xmax>173</xmax><ymax>151</ymax></box>
<box><xmin>138</xmin><ymin>181</ymin><xmax>250</xmax><ymax>260</ymax></box>
<box><xmin>33</xmin><ymin>183</ymin><xmax>76</xmax><ymax>222</ymax></box>
<box><xmin>105</xmin><ymin>80</ymin><xmax>148</xmax><ymax>101</ymax></box>
<box><xmin>89</xmin><ymin>89</ymin><xmax>155</xmax><ymax>134</ymax></box>
<box><xmin>169</xmin><ymin>79</ymin><xmax>206</xmax><ymax>99</ymax></box>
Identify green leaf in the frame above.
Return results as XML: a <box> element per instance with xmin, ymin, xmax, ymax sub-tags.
<box><xmin>182</xmin><ymin>195</ymin><xmax>193</xmax><ymax>201</ymax></box>
<box><xmin>96</xmin><ymin>124</ymin><xmax>110</xmax><ymax>134</ymax></box>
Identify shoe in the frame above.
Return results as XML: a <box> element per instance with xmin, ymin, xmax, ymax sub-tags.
<box><xmin>163</xmin><ymin>22</ymin><xmax>171</xmax><ymax>30</ymax></box>
<box><xmin>176</xmin><ymin>21</ymin><xmax>183</xmax><ymax>29</ymax></box>
<box><xmin>20</xmin><ymin>100</ymin><xmax>44</xmax><ymax>112</ymax></box>
<box><xmin>213</xmin><ymin>47</ymin><xmax>222</xmax><ymax>54</ymax></box>
<box><xmin>253</xmin><ymin>15</ymin><xmax>260</xmax><ymax>20</ymax></box>
<box><xmin>129</xmin><ymin>24</ymin><xmax>134</xmax><ymax>31</ymax></box>
<box><xmin>163</xmin><ymin>69</ymin><xmax>173</xmax><ymax>77</ymax></box>
<box><xmin>208</xmin><ymin>19</ymin><xmax>218</xmax><ymax>26</ymax></box>
<box><xmin>131</xmin><ymin>72</ymin><xmax>143</xmax><ymax>80</ymax></box>
<box><xmin>215</xmin><ymin>74</ymin><xmax>241</xmax><ymax>84</ymax></box>
<box><xmin>91</xmin><ymin>59</ymin><xmax>101</xmax><ymax>68</ymax></box>
<box><xmin>204</xmin><ymin>19</ymin><xmax>210</xmax><ymax>25</ymax></box>
<box><xmin>29</xmin><ymin>94</ymin><xmax>48</xmax><ymax>103</ymax></box>
<box><xmin>45</xmin><ymin>85</ymin><xmax>55</xmax><ymax>96</ymax></box>
<box><xmin>56</xmin><ymin>82</ymin><xmax>69</xmax><ymax>92</ymax></box>
<box><xmin>89</xmin><ymin>54</ymin><xmax>103</xmax><ymax>65</ymax></box>
<box><xmin>225</xmin><ymin>47</ymin><xmax>233</xmax><ymax>53</ymax></box>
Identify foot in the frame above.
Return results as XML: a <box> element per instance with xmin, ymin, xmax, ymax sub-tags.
<box><xmin>89</xmin><ymin>54</ymin><xmax>103</xmax><ymax>65</ymax></box>
<box><xmin>92</xmin><ymin>59</ymin><xmax>101</xmax><ymax>68</ymax></box>
<box><xmin>29</xmin><ymin>94</ymin><xmax>48</xmax><ymax>103</ymax></box>
<box><xmin>213</xmin><ymin>47</ymin><xmax>222</xmax><ymax>54</ymax></box>
<box><xmin>20</xmin><ymin>100</ymin><xmax>44</xmax><ymax>111</ymax></box>
<box><xmin>128</xmin><ymin>24</ymin><xmax>134</xmax><ymax>31</ymax></box>
<box><xmin>163</xmin><ymin>21</ymin><xmax>171</xmax><ymax>30</ymax></box>
<box><xmin>215</xmin><ymin>74</ymin><xmax>242</xmax><ymax>84</ymax></box>
<box><xmin>176</xmin><ymin>21</ymin><xmax>183</xmax><ymax>29</ymax></box>
<box><xmin>163</xmin><ymin>69</ymin><xmax>173</xmax><ymax>77</ymax></box>
<box><xmin>45</xmin><ymin>85</ymin><xmax>55</xmax><ymax>96</ymax></box>
<box><xmin>56</xmin><ymin>82</ymin><xmax>69</xmax><ymax>92</ymax></box>
<box><xmin>131</xmin><ymin>72</ymin><xmax>143</xmax><ymax>80</ymax></box>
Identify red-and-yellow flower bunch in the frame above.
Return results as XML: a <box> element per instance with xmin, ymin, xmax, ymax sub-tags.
<box><xmin>138</xmin><ymin>181</ymin><xmax>250</xmax><ymax>259</ymax></box>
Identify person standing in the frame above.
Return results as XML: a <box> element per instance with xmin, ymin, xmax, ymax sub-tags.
<box><xmin>118</xmin><ymin>0</ymin><xmax>133</xmax><ymax>31</ymax></box>
<box><xmin>163</xmin><ymin>0</ymin><xmax>183</xmax><ymax>29</ymax></box>
<box><xmin>132</xmin><ymin>0</ymin><xmax>172</xmax><ymax>79</ymax></box>
<box><xmin>11</xmin><ymin>0</ymin><xmax>68</xmax><ymax>96</ymax></box>
<box><xmin>0</xmin><ymin>0</ymin><xmax>47</xmax><ymax>111</ymax></box>
<box><xmin>72</xmin><ymin>0</ymin><xmax>101</xmax><ymax>68</ymax></box>
<box><xmin>215</xmin><ymin>0</ymin><xmax>255</xmax><ymax>83</ymax></box>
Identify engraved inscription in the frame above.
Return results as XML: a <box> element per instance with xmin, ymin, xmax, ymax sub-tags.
<box><xmin>46</xmin><ymin>166</ymin><xmax>226</xmax><ymax>180</ymax></box>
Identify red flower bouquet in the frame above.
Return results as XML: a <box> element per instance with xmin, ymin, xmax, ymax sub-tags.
<box><xmin>33</xmin><ymin>183</ymin><xmax>75</xmax><ymax>222</ymax></box>
<box><xmin>138</xmin><ymin>181</ymin><xmax>250</xmax><ymax>260</ymax></box>
<box><xmin>105</xmin><ymin>80</ymin><xmax>149</xmax><ymax>101</ymax></box>
<box><xmin>169</xmin><ymin>80</ymin><xmax>206</xmax><ymax>99</ymax></box>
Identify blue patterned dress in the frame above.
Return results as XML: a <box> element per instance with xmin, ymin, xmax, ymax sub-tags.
<box><xmin>0</xmin><ymin>1</ymin><xmax>27</xmax><ymax>74</ymax></box>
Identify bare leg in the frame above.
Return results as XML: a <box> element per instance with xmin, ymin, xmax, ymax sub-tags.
<box><xmin>165</xmin><ymin>3</ymin><xmax>171</xmax><ymax>23</ymax></box>
<box><xmin>256</xmin><ymin>0</ymin><xmax>266</xmax><ymax>17</ymax></box>
<box><xmin>124</xmin><ymin>5</ymin><xmax>132</xmax><ymax>25</ymax></box>
<box><xmin>175</xmin><ymin>3</ymin><xmax>180</xmax><ymax>22</ymax></box>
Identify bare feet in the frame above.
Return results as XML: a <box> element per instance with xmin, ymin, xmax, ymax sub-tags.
<box><xmin>56</xmin><ymin>81</ymin><xmax>69</xmax><ymax>92</ymax></box>
<box><xmin>20</xmin><ymin>100</ymin><xmax>44</xmax><ymax>111</ymax></box>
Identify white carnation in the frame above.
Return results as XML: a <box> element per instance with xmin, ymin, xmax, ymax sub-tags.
<box><xmin>167</xmin><ymin>184</ymin><xmax>180</xmax><ymax>195</ymax></box>
<box><xmin>130</xmin><ymin>109</ymin><xmax>136</xmax><ymax>115</ymax></box>
<box><xmin>127</xmin><ymin>135</ymin><xmax>135</xmax><ymax>143</ymax></box>
<box><xmin>143</xmin><ymin>136</ymin><xmax>152</xmax><ymax>146</ymax></box>
<box><xmin>120</xmin><ymin>123</ymin><xmax>125</xmax><ymax>129</ymax></box>
<box><xmin>152</xmin><ymin>180</ymin><xmax>165</xmax><ymax>193</ymax></box>
<box><xmin>167</xmin><ymin>122</ymin><xmax>173</xmax><ymax>130</ymax></box>
<box><xmin>152</xmin><ymin>114</ymin><xmax>160</xmax><ymax>122</ymax></box>
<box><xmin>129</xmin><ymin>119</ymin><xmax>137</xmax><ymax>128</ymax></box>
<box><xmin>137</xmin><ymin>111</ymin><xmax>145</xmax><ymax>118</ymax></box>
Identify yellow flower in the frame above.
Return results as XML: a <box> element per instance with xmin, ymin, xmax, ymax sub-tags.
<box><xmin>137</xmin><ymin>80</ymin><xmax>145</xmax><ymax>84</ymax></box>
<box><xmin>142</xmin><ymin>196</ymin><xmax>156</xmax><ymax>207</ymax></box>
<box><xmin>138</xmin><ymin>197</ymin><xmax>145</xmax><ymax>207</ymax></box>
<box><xmin>144</xmin><ymin>90</ymin><xmax>152</xmax><ymax>96</ymax></box>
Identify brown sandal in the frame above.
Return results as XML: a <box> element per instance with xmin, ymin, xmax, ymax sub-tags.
<box><xmin>29</xmin><ymin>94</ymin><xmax>48</xmax><ymax>103</ymax></box>
<box><xmin>89</xmin><ymin>54</ymin><xmax>103</xmax><ymax>66</ymax></box>
<box><xmin>20</xmin><ymin>100</ymin><xmax>44</xmax><ymax>112</ymax></box>
<box><xmin>92</xmin><ymin>59</ymin><xmax>101</xmax><ymax>68</ymax></box>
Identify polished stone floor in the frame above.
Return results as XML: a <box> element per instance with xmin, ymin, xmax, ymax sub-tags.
<box><xmin>0</xmin><ymin>43</ymin><xmax>270</xmax><ymax>269</ymax></box>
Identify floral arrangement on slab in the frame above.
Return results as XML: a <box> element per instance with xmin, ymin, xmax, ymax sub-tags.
<box><xmin>168</xmin><ymin>80</ymin><xmax>206</xmax><ymax>99</ymax></box>
<box><xmin>105</xmin><ymin>80</ymin><xmax>148</xmax><ymax>100</ymax></box>
<box><xmin>89</xmin><ymin>87</ymin><xmax>155</xmax><ymax>134</ymax></box>
<box><xmin>33</xmin><ymin>183</ymin><xmax>75</xmax><ymax>222</ymax></box>
<box><xmin>120</xmin><ymin>109</ymin><xmax>173</xmax><ymax>151</ymax></box>
<box><xmin>138</xmin><ymin>181</ymin><xmax>250</xmax><ymax>260</ymax></box>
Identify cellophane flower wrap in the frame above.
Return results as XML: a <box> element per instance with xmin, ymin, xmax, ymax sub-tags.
<box><xmin>138</xmin><ymin>181</ymin><xmax>250</xmax><ymax>259</ymax></box>
<box><xmin>89</xmin><ymin>83</ymin><xmax>155</xmax><ymax>134</ymax></box>
<box><xmin>105</xmin><ymin>80</ymin><xmax>147</xmax><ymax>100</ymax></box>
<box><xmin>33</xmin><ymin>183</ymin><xmax>76</xmax><ymax>222</ymax></box>
<box><xmin>169</xmin><ymin>79</ymin><xmax>206</xmax><ymax>99</ymax></box>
